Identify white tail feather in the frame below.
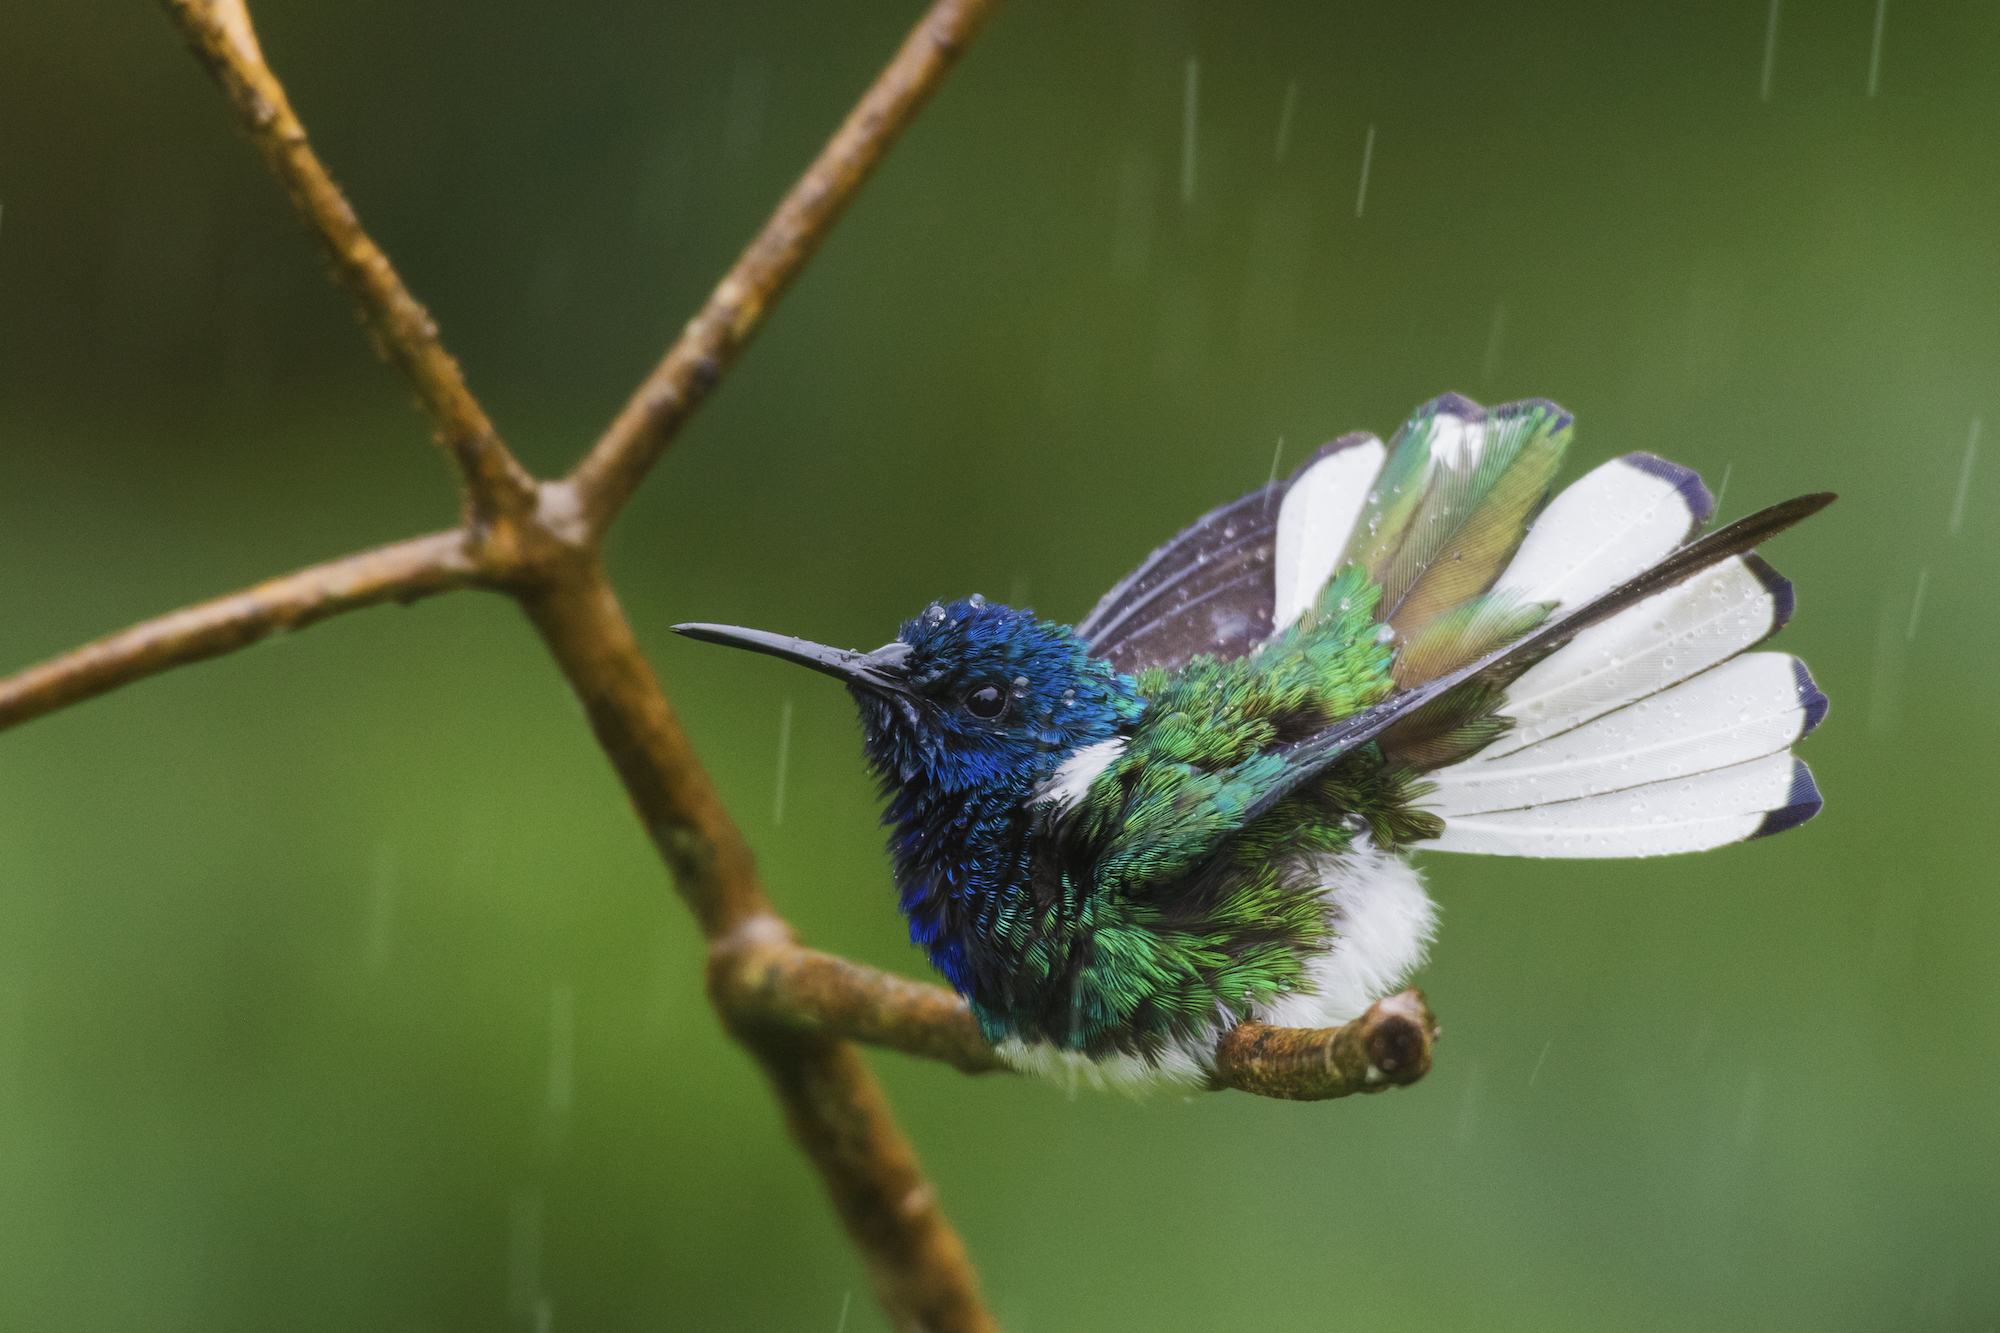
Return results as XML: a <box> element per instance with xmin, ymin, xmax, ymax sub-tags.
<box><xmin>1481</xmin><ymin>554</ymin><xmax>1787</xmax><ymax>763</ymax></box>
<box><xmin>1427</xmin><ymin>652</ymin><xmax>1814</xmax><ymax>816</ymax></box>
<box><xmin>1498</xmin><ymin>453</ymin><xmax>1708</xmax><ymax>611</ymax></box>
<box><xmin>1424</xmin><ymin>750</ymin><xmax>1807</xmax><ymax>858</ymax></box>
<box><xmin>1273</xmin><ymin>437</ymin><xmax>1386</xmax><ymax>629</ymax></box>
<box><xmin>1418</xmin><ymin>451</ymin><xmax>1821</xmax><ymax>859</ymax></box>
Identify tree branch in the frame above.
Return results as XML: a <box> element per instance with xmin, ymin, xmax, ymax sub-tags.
<box><xmin>157</xmin><ymin>0</ymin><xmax>538</xmax><ymax>525</ymax></box>
<box><xmin>566</xmin><ymin>0</ymin><xmax>1007</xmax><ymax>536</ymax></box>
<box><xmin>711</xmin><ymin>915</ymin><xmax>1007</xmax><ymax>1075</ymax></box>
<box><xmin>0</xmin><ymin>530</ymin><xmax>481</xmax><ymax>734</ymax></box>
<box><xmin>517</xmin><ymin>556</ymin><xmax>771</xmax><ymax>937</ymax></box>
<box><xmin>736</xmin><ymin>1030</ymin><xmax>999</xmax><ymax>1333</ymax></box>
<box><xmin>709</xmin><ymin>918</ymin><xmax>1438</xmax><ymax>1099</ymax></box>
<box><xmin>520</xmin><ymin>559</ymin><xmax>995</xmax><ymax>1331</ymax></box>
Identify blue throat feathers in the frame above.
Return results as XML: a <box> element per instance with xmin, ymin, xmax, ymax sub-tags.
<box><xmin>851</xmin><ymin>597</ymin><xmax>1142</xmax><ymax>1033</ymax></box>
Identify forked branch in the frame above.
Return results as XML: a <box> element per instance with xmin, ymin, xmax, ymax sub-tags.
<box><xmin>3</xmin><ymin>3</ymin><xmax>1452</xmax><ymax>1330</ymax></box>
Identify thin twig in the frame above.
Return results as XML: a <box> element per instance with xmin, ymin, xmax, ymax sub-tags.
<box><xmin>1212</xmin><ymin>991</ymin><xmax>1438</xmax><ymax>1100</ymax></box>
<box><xmin>157</xmin><ymin>0</ymin><xmax>538</xmax><ymax>525</ymax></box>
<box><xmin>0</xmin><ymin>530</ymin><xmax>480</xmax><ymax>734</ymax></box>
<box><xmin>518</xmin><ymin>558</ymin><xmax>771</xmax><ymax>937</ymax></box>
<box><xmin>567</xmin><ymin>0</ymin><xmax>1007</xmax><ymax>535</ymax></box>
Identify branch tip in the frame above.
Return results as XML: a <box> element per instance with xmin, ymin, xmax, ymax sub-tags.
<box><xmin>1211</xmin><ymin>990</ymin><xmax>1439</xmax><ymax>1101</ymax></box>
<box><xmin>0</xmin><ymin>530</ymin><xmax>481</xmax><ymax>736</ymax></box>
<box><xmin>566</xmin><ymin>0</ymin><xmax>1008</xmax><ymax>534</ymax></box>
<box><xmin>158</xmin><ymin>0</ymin><xmax>538</xmax><ymax>523</ymax></box>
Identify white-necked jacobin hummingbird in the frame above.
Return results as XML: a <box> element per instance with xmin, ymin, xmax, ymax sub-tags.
<box><xmin>677</xmin><ymin>395</ymin><xmax>1833</xmax><ymax>1091</ymax></box>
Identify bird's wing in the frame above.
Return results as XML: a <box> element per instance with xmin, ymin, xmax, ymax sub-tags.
<box><xmin>1077</xmin><ymin>433</ymin><xmax>1385</xmax><ymax>674</ymax></box>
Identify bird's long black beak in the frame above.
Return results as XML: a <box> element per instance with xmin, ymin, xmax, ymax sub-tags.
<box><xmin>672</xmin><ymin>623</ymin><xmax>915</xmax><ymax>696</ymax></box>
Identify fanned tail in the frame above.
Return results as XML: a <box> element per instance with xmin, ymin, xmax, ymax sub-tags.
<box><xmin>1264</xmin><ymin>393</ymin><xmax>1829</xmax><ymax>856</ymax></box>
<box><xmin>1415</xmin><ymin>456</ymin><xmax>1827</xmax><ymax>855</ymax></box>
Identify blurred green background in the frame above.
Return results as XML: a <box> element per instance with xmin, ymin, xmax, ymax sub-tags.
<box><xmin>1</xmin><ymin>0</ymin><xmax>1996</xmax><ymax>1328</ymax></box>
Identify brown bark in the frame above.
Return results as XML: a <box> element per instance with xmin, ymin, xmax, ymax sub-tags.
<box><xmin>1211</xmin><ymin>990</ymin><xmax>1440</xmax><ymax>1100</ymax></box>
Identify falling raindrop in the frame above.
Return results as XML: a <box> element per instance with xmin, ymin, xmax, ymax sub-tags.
<box><xmin>364</xmin><ymin>844</ymin><xmax>396</xmax><ymax>976</ymax></box>
<box><xmin>725</xmin><ymin>59</ymin><xmax>770</xmax><ymax>167</ymax></box>
<box><xmin>1273</xmin><ymin>79</ymin><xmax>1300</xmax><ymax>164</ymax></box>
<box><xmin>774</xmin><ymin>698</ymin><xmax>794</xmax><ymax>826</ymax></box>
<box><xmin>1737</xmin><ymin>1069</ymin><xmax>1763</xmax><ymax>1148</ymax></box>
<box><xmin>836</xmin><ymin>1291</ymin><xmax>854</xmax><ymax>1333</ymax></box>
<box><xmin>1868</xmin><ymin>0</ymin><xmax>1888</xmax><ymax>97</ymax></box>
<box><xmin>1869</xmin><ymin>880</ymin><xmax>1899</xmax><ymax>969</ymax></box>
<box><xmin>1181</xmin><ymin>57</ymin><xmax>1200</xmax><ymax>206</ymax></box>
<box><xmin>509</xmin><ymin>1190</ymin><xmax>544</xmax><ymax>1320</ymax></box>
<box><xmin>1354</xmin><ymin>124</ymin><xmax>1376</xmax><ymax>219</ymax></box>
<box><xmin>1529</xmin><ymin>1037</ymin><xmax>1553</xmax><ymax>1087</ymax></box>
<box><xmin>1712</xmin><ymin>461</ymin><xmax>1733</xmax><ymax>522</ymax></box>
<box><xmin>1760</xmin><ymin>0</ymin><xmax>1781</xmax><ymax>101</ymax></box>
<box><xmin>1904</xmin><ymin>565</ymin><xmax>1928</xmax><ymax>642</ymax></box>
<box><xmin>547</xmin><ymin>981</ymin><xmax>575</xmax><ymax>1126</ymax></box>
<box><xmin>1948</xmin><ymin>418</ymin><xmax>1979</xmax><ymax>537</ymax></box>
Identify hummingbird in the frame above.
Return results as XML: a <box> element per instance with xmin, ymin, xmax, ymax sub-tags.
<box><xmin>677</xmin><ymin>395</ymin><xmax>1833</xmax><ymax>1092</ymax></box>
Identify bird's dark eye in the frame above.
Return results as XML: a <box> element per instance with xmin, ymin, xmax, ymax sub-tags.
<box><xmin>964</xmin><ymin>683</ymin><xmax>1009</xmax><ymax>720</ymax></box>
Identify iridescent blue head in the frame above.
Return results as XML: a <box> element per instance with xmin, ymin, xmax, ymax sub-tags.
<box><xmin>675</xmin><ymin>596</ymin><xmax>1144</xmax><ymax>796</ymax></box>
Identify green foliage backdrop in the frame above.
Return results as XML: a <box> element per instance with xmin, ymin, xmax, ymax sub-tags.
<box><xmin>1</xmin><ymin>1</ymin><xmax>1995</xmax><ymax>1328</ymax></box>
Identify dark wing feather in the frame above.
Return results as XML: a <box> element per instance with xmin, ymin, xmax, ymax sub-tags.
<box><xmin>1080</xmin><ymin>434</ymin><xmax>1379</xmax><ymax>675</ymax></box>
<box><xmin>1076</xmin><ymin>482</ymin><xmax>1282</xmax><ymax>674</ymax></box>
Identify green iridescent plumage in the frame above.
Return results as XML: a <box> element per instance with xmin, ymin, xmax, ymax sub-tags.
<box><xmin>1018</xmin><ymin>571</ymin><xmax>1428</xmax><ymax>1047</ymax></box>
